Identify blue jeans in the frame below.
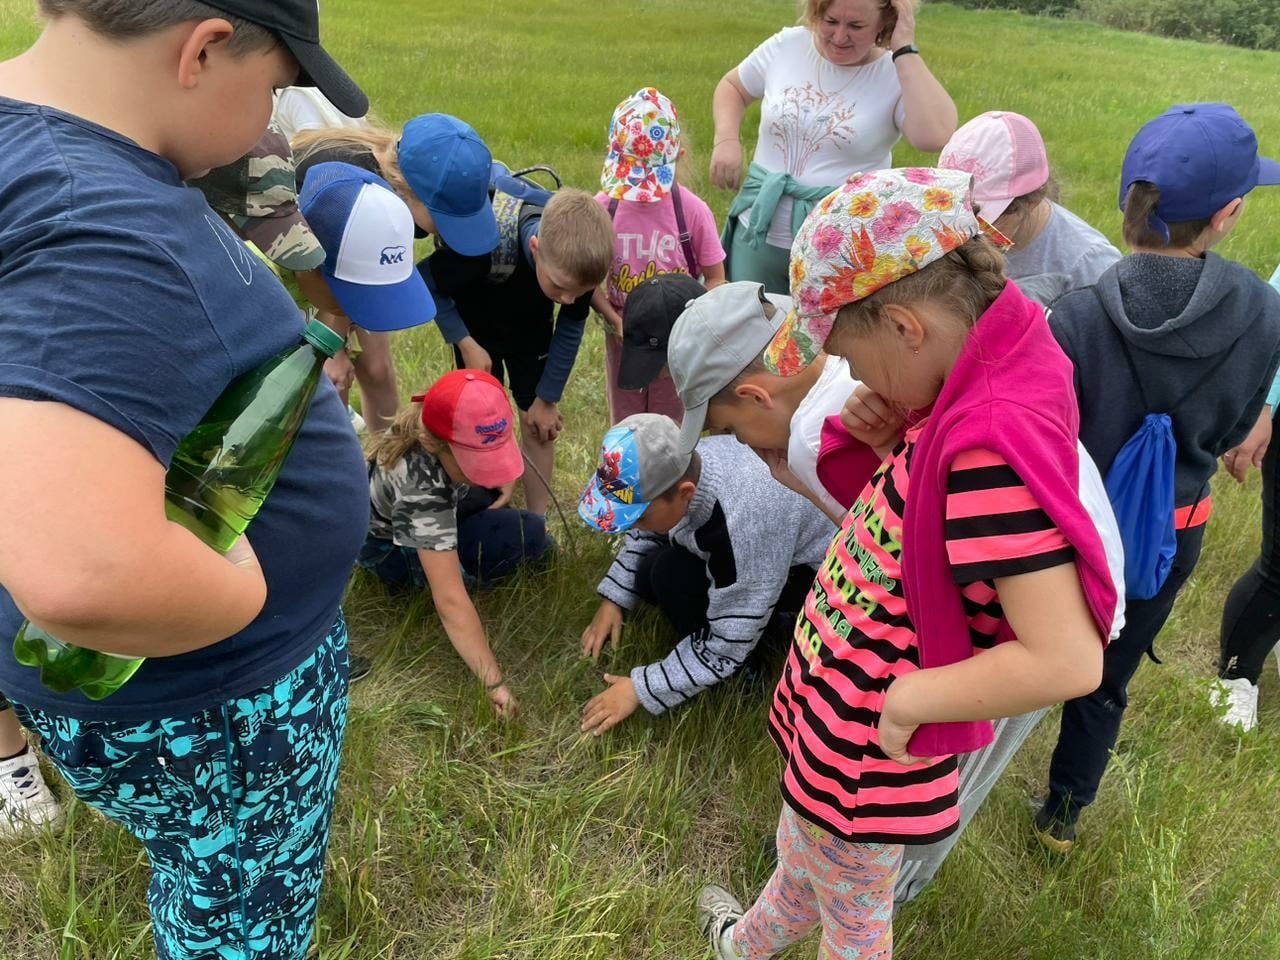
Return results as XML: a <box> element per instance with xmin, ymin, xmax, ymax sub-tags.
<box><xmin>13</xmin><ymin>616</ymin><xmax>350</xmax><ymax>960</ymax></box>
<box><xmin>1046</xmin><ymin>524</ymin><xmax>1206</xmax><ymax>821</ymax></box>
<box><xmin>359</xmin><ymin>492</ymin><xmax>553</xmax><ymax>589</ymax></box>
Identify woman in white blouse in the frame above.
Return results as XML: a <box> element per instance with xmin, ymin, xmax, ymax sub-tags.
<box><xmin>711</xmin><ymin>0</ymin><xmax>957</xmax><ymax>293</ymax></box>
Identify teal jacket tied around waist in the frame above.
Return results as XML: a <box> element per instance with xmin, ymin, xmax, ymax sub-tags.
<box><xmin>721</xmin><ymin>162</ymin><xmax>839</xmax><ymax>252</ymax></box>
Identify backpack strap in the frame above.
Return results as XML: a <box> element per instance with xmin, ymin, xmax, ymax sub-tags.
<box><xmin>1089</xmin><ymin>288</ymin><xmax>1233</xmax><ymax>526</ymax></box>
<box><xmin>669</xmin><ymin>185</ymin><xmax>700</xmax><ymax>278</ymax></box>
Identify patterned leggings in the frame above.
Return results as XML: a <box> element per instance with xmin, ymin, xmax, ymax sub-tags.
<box><xmin>729</xmin><ymin>805</ymin><xmax>902</xmax><ymax>960</ymax></box>
<box><xmin>13</xmin><ymin>616</ymin><xmax>350</xmax><ymax>960</ymax></box>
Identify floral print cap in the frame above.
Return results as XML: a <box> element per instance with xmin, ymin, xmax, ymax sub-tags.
<box><xmin>764</xmin><ymin>167</ymin><xmax>982</xmax><ymax>376</ymax></box>
<box><xmin>600</xmin><ymin>87</ymin><xmax>681</xmax><ymax>203</ymax></box>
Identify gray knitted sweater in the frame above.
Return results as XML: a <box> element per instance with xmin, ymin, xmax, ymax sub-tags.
<box><xmin>597</xmin><ymin>435</ymin><xmax>836</xmax><ymax>715</ymax></box>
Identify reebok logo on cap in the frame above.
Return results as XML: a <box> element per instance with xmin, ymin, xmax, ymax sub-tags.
<box><xmin>417</xmin><ymin>371</ymin><xmax>524</xmax><ymax>488</ymax></box>
<box><xmin>475</xmin><ymin>419</ymin><xmax>509</xmax><ymax>445</ymax></box>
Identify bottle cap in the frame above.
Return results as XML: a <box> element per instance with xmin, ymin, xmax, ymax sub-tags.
<box><xmin>302</xmin><ymin>318</ymin><xmax>346</xmax><ymax>358</ymax></box>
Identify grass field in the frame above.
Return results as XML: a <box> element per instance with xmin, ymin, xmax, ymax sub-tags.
<box><xmin>2</xmin><ymin>1</ymin><xmax>1280</xmax><ymax>958</ymax></box>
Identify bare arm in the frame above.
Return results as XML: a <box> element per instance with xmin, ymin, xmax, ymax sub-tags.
<box><xmin>591</xmin><ymin>287</ymin><xmax>622</xmax><ymax>338</ymax></box>
<box><xmin>888</xmin><ymin>0</ymin><xmax>958</xmax><ymax>152</ymax></box>
<box><xmin>710</xmin><ymin>70</ymin><xmax>758</xmax><ymax>191</ymax></box>
<box><xmin>880</xmin><ymin>563</ymin><xmax>1103</xmax><ymax>759</ymax></box>
<box><xmin>419</xmin><ymin>548</ymin><xmax>502</xmax><ymax>687</ymax></box>
<box><xmin>0</xmin><ymin>401</ymin><xmax>266</xmax><ymax>657</ymax></box>
<box><xmin>701</xmin><ymin>262</ymin><xmax>728</xmax><ymax>289</ymax></box>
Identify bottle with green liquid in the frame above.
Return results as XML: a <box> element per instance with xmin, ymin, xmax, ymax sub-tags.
<box><xmin>12</xmin><ymin>317</ymin><xmax>346</xmax><ymax>700</ymax></box>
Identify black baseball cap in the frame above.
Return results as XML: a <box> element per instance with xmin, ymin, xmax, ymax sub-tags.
<box><xmin>205</xmin><ymin>1</ymin><xmax>368</xmax><ymax>118</ymax></box>
<box><xmin>618</xmin><ymin>274</ymin><xmax>707</xmax><ymax>390</ymax></box>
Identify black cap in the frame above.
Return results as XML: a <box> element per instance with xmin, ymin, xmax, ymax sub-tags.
<box><xmin>204</xmin><ymin>1</ymin><xmax>368</xmax><ymax>118</ymax></box>
<box><xmin>618</xmin><ymin>274</ymin><xmax>708</xmax><ymax>390</ymax></box>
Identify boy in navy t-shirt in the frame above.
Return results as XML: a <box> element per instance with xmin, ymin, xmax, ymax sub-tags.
<box><xmin>0</xmin><ymin>4</ymin><xmax>370</xmax><ymax>958</ymax></box>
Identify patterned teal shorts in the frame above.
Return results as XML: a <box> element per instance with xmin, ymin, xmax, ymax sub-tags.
<box><xmin>14</xmin><ymin>615</ymin><xmax>349</xmax><ymax>960</ymax></box>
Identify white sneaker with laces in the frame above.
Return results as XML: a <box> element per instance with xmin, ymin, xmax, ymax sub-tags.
<box><xmin>1211</xmin><ymin>677</ymin><xmax>1259</xmax><ymax>732</ymax></box>
<box><xmin>348</xmin><ymin>406</ymin><xmax>367</xmax><ymax>434</ymax></box>
<box><xmin>0</xmin><ymin>750</ymin><xmax>61</xmax><ymax>835</ymax></box>
<box><xmin>698</xmin><ymin>884</ymin><xmax>745</xmax><ymax>960</ymax></box>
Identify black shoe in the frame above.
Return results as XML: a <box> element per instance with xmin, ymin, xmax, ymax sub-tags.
<box><xmin>348</xmin><ymin>653</ymin><xmax>372</xmax><ymax>685</ymax></box>
<box><xmin>1032</xmin><ymin>798</ymin><xmax>1077</xmax><ymax>854</ymax></box>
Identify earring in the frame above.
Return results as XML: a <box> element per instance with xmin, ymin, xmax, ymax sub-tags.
<box><xmin>912</xmin><ymin>346</ymin><xmax>920</xmax><ymax>357</ymax></box>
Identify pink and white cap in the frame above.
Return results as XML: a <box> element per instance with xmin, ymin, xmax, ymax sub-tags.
<box><xmin>415</xmin><ymin>370</ymin><xmax>524</xmax><ymax>489</ymax></box>
<box><xmin>939</xmin><ymin>111</ymin><xmax>1050</xmax><ymax>223</ymax></box>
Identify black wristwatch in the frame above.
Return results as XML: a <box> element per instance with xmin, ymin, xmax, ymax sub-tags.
<box><xmin>892</xmin><ymin>43</ymin><xmax>921</xmax><ymax>61</ymax></box>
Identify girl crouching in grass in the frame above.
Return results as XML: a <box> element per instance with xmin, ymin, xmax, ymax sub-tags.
<box><xmin>361</xmin><ymin>371</ymin><xmax>554</xmax><ymax>717</ymax></box>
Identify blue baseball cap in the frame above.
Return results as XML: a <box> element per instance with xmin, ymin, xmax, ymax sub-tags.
<box><xmin>298</xmin><ymin>162</ymin><xmax>435</xmax><ymax>333</ymax></box>
<box><xmin>397</xmin><ymin>114</ymin><xmax>500</xmax><ymax>256</ymax></box>
<box><xmin>578</xmin><ymin>414</ymin><xmax>691</xmax><ymax>534</ymax></box>
<box><xmin>1120</xmin><ymin>103</ymin><xmax>1280</xmax><ymax>233</ymax></box>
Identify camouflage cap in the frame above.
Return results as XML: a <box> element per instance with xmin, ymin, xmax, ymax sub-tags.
<box><xmin>191</xmin><ymin>124</ymin><xmax>325</xmax><ymax>273</ymax></box>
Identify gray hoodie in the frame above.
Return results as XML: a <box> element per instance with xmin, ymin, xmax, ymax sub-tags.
<box><xmin>1048</xmin><ymin>252</ymin><xmax>1280</xmax><ymax>506</ymax></box>
<box><xmin>597</xmin><ymin>435</ymin><xmax>835</xmax><ymax>716</ymax></box>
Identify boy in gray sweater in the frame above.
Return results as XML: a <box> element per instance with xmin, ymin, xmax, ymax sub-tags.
<box><xmin>578</xmin><ymin>414</ymin><xmax>835</xmax><ymax>735</ymax></box>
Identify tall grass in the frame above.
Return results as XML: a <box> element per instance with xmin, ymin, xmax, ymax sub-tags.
<box><xmin>1</xmin><ymin>2</ymin><xmax>1279</xmax><ymax>958</ymax></box>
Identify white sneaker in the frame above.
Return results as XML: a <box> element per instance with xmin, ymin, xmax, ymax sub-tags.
<box><xmin>0</xmin><ymin>749</ymin><xmax>62</xmax><ymax>835</ymax></box>
<box><xmin>348</xmin><ymin>407</ymin><xmax>367</xmax><ymax>434</ymax></box>
<box><xmin>1211</xmin><ymin>677</ymin><xmax>1259</xmax><ymax>732</ymax></box>
<box><xmin>698</xmin><ymin>884</ymin><xmax>745</xmax><ymax>960</ymax></box>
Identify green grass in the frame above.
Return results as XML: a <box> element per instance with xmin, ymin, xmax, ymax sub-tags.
<box><xmin>2</xmin><ymin>1</ymin><xmax>1280</xmax><ymax>957</ymax></box>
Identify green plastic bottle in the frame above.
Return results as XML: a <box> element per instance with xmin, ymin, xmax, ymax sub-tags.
<box><xmin>13</xmin><ymin>318</ymin><xmax>346</xmax><ymax>700</ymax></box>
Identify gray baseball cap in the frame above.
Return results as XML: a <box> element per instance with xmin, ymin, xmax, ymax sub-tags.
<box><xmin>578</xmin><ymin>414</ymin><xmax>692</xmax><ymax>533</ymax></box>
<box><xmin>668</xmin><ymin>281</ymin><xmax>792</xmax><ymax>454</ymax></box>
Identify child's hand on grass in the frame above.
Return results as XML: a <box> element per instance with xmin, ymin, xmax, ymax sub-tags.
<box><xmin>581</xmin><ymin>600</ymin><xmax>624</xmax><ymax>661</ymax></box>
<box><xmin>581</xmin><ymin>674</ymin><xmax>639</xmax><ymax>736</ymax></box>
<box><xmin>840</xmin><ymin>385</ymin><xmax>904</xmax><ymax>458</ymax></box>
<box><xmin>489</xmin><ymin>683</ymin><xmax>519</xmax><ymax>720</ymax></box>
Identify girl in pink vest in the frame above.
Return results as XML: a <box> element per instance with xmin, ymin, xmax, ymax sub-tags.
<box><xmin>697</xmin><ymin>168</ymin><xmax>1117</xmax><ymax>959</ymax></box>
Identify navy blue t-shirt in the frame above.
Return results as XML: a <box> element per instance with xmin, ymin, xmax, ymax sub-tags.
<box><xmin>0</xmin><ymin>98</ymin><xmax>369</xmax><ymax>721</ymax></box>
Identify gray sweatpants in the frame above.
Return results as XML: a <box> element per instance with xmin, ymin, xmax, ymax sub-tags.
<box><xmin>894</xmin><ymin>707</ymin><xmax>1049</xmax><ymax>903</ymax></box>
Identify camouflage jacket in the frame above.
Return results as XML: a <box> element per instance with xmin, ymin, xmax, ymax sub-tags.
<box><xmin>368</xmin><ymin>446</ymin><xmax>460</xmax><ymax>552</ymax></box>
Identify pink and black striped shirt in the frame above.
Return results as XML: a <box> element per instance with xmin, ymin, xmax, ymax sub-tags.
<box><xmin>769</xmin><ymin>433</ymin><xmax>1073</xmax><ymax>844</ymax></box>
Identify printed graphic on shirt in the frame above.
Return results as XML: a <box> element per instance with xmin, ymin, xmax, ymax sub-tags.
<box><xmin>610</xmin><ymin>229</ymin><xmax>693</xmax><ymax>301</ymax></box>
<box><xmin>204</xmin><ymin>214</ymin><xmax>257</xmax><ymax>285</ymax></box>
<box><xmin>771</xmin><ymin>84</ymin><xmax>859</xmax><ymax>176</ymax></box>
<box><xmin>769</xmin><ymin>440</ymin><xmax>1072</xmax><ymax>844</ymax></box>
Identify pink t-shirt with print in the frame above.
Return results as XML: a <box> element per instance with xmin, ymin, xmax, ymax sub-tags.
<box><xmin>594</xmin><ymin>185</ymin><xmax>726</xmax><ymax>312</ymax></box>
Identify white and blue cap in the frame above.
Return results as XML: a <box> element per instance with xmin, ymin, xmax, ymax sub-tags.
<box><xmin>578</xmin><ymin>414</ymin><xmax>691</xmax><ymax>534</ymax></box>
<box><xmin>298</xmin><ymin>161</ymin><xmax>435</xmax><ymax>332</ymax></box>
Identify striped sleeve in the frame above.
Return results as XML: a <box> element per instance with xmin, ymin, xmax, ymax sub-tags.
<box><xmin>597</xmin><ymin>531</ymin><xmax>665</xmax><ymax>610</ymax></box>
<box><xmin>945</xmin><ymin>448</ymin><xmax>1074</xmax><ymax>585</ymax></box>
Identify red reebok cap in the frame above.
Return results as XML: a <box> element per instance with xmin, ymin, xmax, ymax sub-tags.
<box><xmin>413</xmin><ymin>371</ymin><xmax>523</xmax><ymax>488</ymax></box>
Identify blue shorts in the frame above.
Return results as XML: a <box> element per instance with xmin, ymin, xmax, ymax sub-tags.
<box><xmin>13</xmin><ymin>615</ymin><xmax>350</xmax><ymax>960</ymax></box>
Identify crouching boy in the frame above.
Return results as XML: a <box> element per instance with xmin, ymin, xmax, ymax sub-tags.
<box><xmin>577</xmin><ymin>414</ymin><xmax>835</xmax><ymax>734</ymax></box>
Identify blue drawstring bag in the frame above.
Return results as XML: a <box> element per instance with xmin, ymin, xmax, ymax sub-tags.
<box><xmin>1098</xmin><ymin>307</ymin><xmax>1232</xmax><ymax>601</ymax></box>
<box><xmin>1104</xmin><ymin>413</ymin><xmax>1177</xmax><ymax>600</ymax></box>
